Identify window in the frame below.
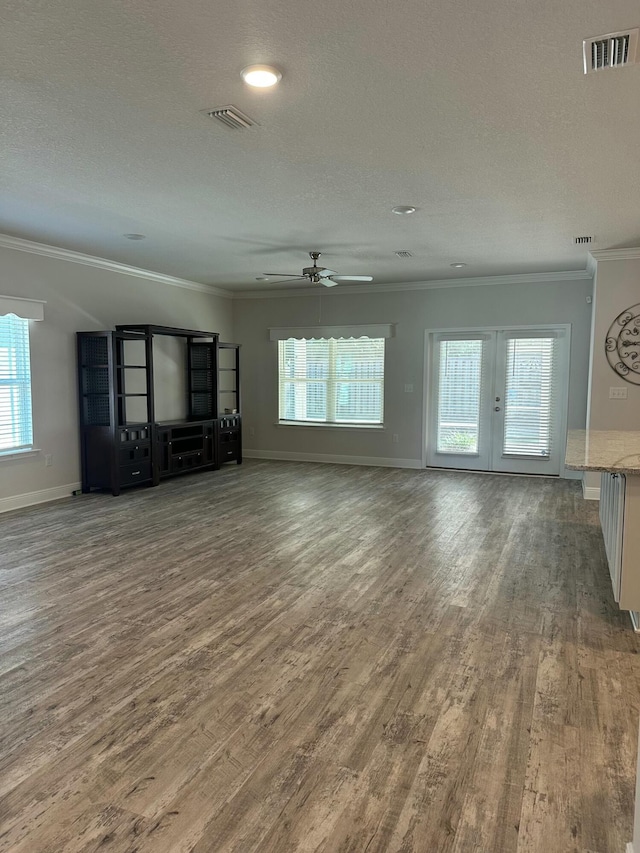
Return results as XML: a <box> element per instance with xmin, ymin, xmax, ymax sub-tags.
<box><xmin>278</xmin><ymin>337</ymin><xmax>385</xmax><ymax>425</ymax></box>
<box><xmin>0</xmin><ymin>314</ymin><xmax>34</xmax><ymax>453</ymax></box>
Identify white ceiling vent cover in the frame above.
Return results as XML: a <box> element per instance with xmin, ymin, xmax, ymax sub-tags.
<box><xmin>200</xmin><ymin>105</ymin><xmax>257</xmax><ymax>129</ymax></box>
<box><xmin>583</xmin><ymin>29</ymin><xmax>639</xmax><ymax>73</ymax></box>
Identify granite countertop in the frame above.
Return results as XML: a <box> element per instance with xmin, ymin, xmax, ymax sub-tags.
<box><xmin>565</xmin><ymin>429</ymin><xmax>640</xmax><ymax>474</ymax></box>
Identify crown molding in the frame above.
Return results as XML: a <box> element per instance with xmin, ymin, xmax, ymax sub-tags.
<box><xmin>232</xmin><ymin>268</ymin><xmax>593</xmax><ymax>299</ymax></box>
<box><xmin>0</xmin><ymin>233</ymin><xmax>595</xmax><ymax>300</ymax></box>
<box><xmin>589</xmin><ymin>247</ymin><xmax>640</xmax><ymax>264</ymax></box>
<box><xmin>0</xmin><ymin>234</ymin><xmax>233</xmax><ymax>299</ymax></box>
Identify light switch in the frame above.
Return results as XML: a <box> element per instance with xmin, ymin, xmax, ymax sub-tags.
<box><xmin>609</xmin><ymin>387</ymin><xmax>628</xmax><ymax>399</ymax></box>
<box><xmin>404</xmin><ymin>384</ymin><xmax>413</xmax><ymax>393</ymax></box>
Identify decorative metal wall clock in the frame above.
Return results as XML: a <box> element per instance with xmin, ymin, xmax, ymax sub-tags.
<box><xmin>605</xmin><ymin>303</ymin><xmax>640</xmax><ymax>384</ymax></box>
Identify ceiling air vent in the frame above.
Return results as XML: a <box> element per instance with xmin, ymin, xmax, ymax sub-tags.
<box><xmin>583</xmin><ymin>29</ymin><xmax>639</xmax><ymax>73</ymax></box>
<box><xmin>395</xmin><ymin>250</ymin><xmax>413</xmax><ymax>258</ymax></box>
<box><xmin>574</xmin><ymin>235</ymin><xmax>594</xmax><ymax>245</ymax></box>
<box><xmin>200</xmin><ymin>105</ymin><xmax>256</xmax><ymax>129</ymax></box>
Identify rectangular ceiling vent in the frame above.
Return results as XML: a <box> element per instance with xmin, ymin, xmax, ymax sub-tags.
<box><xmin>395</xmin><ymin>250</ymin><xmax>413</xmax><ymax>258</ymax></box>
<box><xmin>574</xmin><ymin>235</ymin><xmax>594</xmax><ymax>245</ymax></box>
<box><xmin>583</xmin><ymin>29</ymin><xmax>639</xmax><ymax>73</ymax></box>
<box><xmin>201</xmin><ymin>105</ymin><xmax>256</xmax><ymax>129</ymax></box>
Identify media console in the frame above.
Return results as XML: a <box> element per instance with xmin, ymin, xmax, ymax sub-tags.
<box><xmin>77</xmin><ymin>325</ymin><xmax>241</xmax><ymax>495</ymax></box>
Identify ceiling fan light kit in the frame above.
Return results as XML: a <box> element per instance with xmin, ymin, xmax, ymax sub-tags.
<box><xmin>263</xmin><ymin>251</ymin><xmax>373</xmax><ymax>288</ymax></box>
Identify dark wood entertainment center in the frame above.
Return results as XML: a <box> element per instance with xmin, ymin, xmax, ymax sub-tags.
<box><xmin>77</xmin><ymin>324</ymin><xmax>241</xmax><ymax>495</ymax></box>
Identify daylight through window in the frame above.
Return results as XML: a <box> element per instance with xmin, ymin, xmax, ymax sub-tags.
<box><xmin>278</xmin><ymin>337</ymin><xmax>385</xmax><ymax>425</ymax></box>
<box><xmin>0</xmin><ymin>314</ymin><xmax>34</xmax><ymax>453</ymax></box>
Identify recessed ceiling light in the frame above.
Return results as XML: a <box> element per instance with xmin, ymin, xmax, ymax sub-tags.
<box><xmin>391</xmin><ymin>206</ymin><xmax>417</xmax><ymax>215</ymax></box>
<box><xmin>124</xmin><ymin>233</ymin><xmax>146</xmax><ymax>240</ymax></box>
<box><xmin>450</xmin><ymin>262</ymin><xmax>467</xmax><ymax>268</ymax></box>
<box><xmin>241</xmin><ymin>65</ymin><xmax>282</xmax><ymax>88</ymax></box>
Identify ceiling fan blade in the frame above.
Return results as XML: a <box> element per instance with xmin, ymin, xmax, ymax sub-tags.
<box><xmin>261</xmin><ymin>277</ymin><xmax>307</xmax><ymax>284</ymax></box>
<box><xmin>317</xmin><ymin>269</ymin><xmax>337</xmax><ymax>278</ymax></box>
<box><xmin>320</xmin><ymin>279</ymin><xmax>341</xmax><ymax>288</ymax></box>
<box><xmin>263</xmin><ymin>273</ymin><xmax>306</xmax><ymax>277</ymax></box>
<box><xmin>328</xmin><ymin>275</ymin><xmax>374</xmax><ymax>282</ymax></box>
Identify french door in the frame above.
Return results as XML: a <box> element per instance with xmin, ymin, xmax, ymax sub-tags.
<box><xmin>426</xmin><ymin>327</ymin><xmax>569</xmax><ymax>475</ymax></box>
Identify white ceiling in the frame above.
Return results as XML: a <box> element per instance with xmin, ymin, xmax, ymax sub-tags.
<box><xmin>1</xmin><ymin>0</ymin><xmax>639</xmax><ymax>292</ymax></box>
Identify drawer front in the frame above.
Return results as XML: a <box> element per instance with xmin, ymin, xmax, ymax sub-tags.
<box><xmin>171</xmin><ymin>451</ymin><xmax>204</xmax><ymax>473</ymax></box>
<box><xmin>220</xmin><ymin>441</ymin><xmax>240</xmax><ymax>461</ymax></box>
<box><xmin>119</xmin><ymin>444</ymin><xmax>151</xmax><ymax>465</ymax></box>
<box><xmin>119</xmin><ymin>461</ymin><xmax>152</xmax><ymax>486</ymax></box>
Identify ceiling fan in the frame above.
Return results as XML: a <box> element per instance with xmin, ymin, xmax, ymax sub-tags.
<box><xmin>263</xmin><ymin>251</ymin><xmax>373</xmax><ymax>288</ymax></box>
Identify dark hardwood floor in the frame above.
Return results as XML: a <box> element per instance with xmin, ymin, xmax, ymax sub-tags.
<box><xmin>1</xmin><ymin>461</ymin><xmax>639</xmax><ymax>852</ymax></box>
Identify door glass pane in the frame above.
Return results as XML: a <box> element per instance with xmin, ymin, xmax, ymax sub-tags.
<box><xmin>503</xmin><ymin>337</ymin><xmax>554</xmax><ymax>457</ymax></box>
<box><xmin>437</xmin><ymin>339</ymin><xmax>483</xmax><ymax>454</ymax></box>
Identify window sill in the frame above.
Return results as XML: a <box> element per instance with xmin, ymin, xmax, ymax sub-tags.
<box><xmin>0</xmin><ymin>448</ymin><xmax>41</xmax><ymax>461</ymax></box>
<box><xmin>276</xmin><ymin>421</ymin><xmax>384</xmax><ymax>430</ymax></box>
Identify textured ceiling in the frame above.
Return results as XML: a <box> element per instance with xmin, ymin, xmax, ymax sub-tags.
<box><xmin>1</xmin><ymin>0</ymin><xmax>639</xmax><ymax>291</ymax></box>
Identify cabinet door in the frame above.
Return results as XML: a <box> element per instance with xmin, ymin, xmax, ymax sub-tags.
<box><xmin>188</xmin><ymin>342</ymin><xmax>216</xmax><ymax>419</ymax></box>
<box><xmin>203</xmin><ymin>421</ymin><xmax>216</xmax><ymax>465</ymax></box>
<box><xmin>156</xmin><ymin>429</ymin><xmax>172</xmax><ymax>476</ymax></box>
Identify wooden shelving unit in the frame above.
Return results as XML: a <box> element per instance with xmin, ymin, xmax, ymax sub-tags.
<box><xmin>217</xmin><ymin>342</ymin><xmax>242</xmax><ymax>465</ymax></box>
<box><xmin>77</xmin><ymin>325</ymin><xmax>242</xmax><ymax>494</ymax></box>
<box><xmin>77</xmin><ymin>330</ymin><xmax>154</xmax><ymax>495</ymax></box>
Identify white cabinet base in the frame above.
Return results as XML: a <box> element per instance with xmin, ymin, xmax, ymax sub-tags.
<box><xmin>600</xmin><ymin>474</ymin><xmax>640</xmax><ymax>613</ymax></box>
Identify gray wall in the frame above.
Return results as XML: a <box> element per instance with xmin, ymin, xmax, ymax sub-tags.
<box><xmin>588</xmin><ymin>257</ymin><xmax>640</xmax><ymax>430</ymax></box>
<box><xmin>583</xmin><ymin>255</ymin><xmax>640</xmax><ymax>494</ymax></box>
<box><xmin>0</xmin><ymin>245</ymin><xmax>232</xmax><ymax>504</ymax></box>
<box><xmin>234</xmin><ymin>278</ymin><xmax>593</xmax><ymax>468</ymax></box>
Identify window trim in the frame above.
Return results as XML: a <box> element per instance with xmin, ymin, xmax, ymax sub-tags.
<box><xmin>275</xmin><ymin>421</ymin><xmax>385</xmax><ymax>430</ymax></box>
<box><xmin>0</xmin><ymin>448</ymin><xmax>42</xmax><ymax>462</ymax></box>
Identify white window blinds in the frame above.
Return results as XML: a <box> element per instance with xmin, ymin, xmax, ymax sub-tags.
<box><xmin>0</xmin><ymin>315</ymin><xmax>34</xmax><ymax>452</ymax></box>
<box><xmin>436</xmin><ymin>339</ymin><xmax>484</xmax><ymax>454</ymax></box>
<box><xmin>278</xmin><ymin>337</ymin><xmax>385</xmax><ymax>425</ymax></box>
<box><xmin>502</xmin><ymin>336</ymin><xmax>556</xmax><ymax>457</ymax></box>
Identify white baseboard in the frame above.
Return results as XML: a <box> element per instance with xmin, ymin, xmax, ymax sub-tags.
<box><xmin>0</xmin><ymin>482</ymin><xmax>81</xmax><ymax>514</ymax></box>
<box><xmin>626</xmin><ymin>842</ymin><xmax>634</xmax><ymax>853</ymax></box>
<box><xmin>243</xmin><ymin>449</ymin><xmax>423</xmax><ymax>470</ymax></box>
<box><xmin>582</xmin><ymin>480</ymin><xmax>601</xmax><ymax>501</ymax></box>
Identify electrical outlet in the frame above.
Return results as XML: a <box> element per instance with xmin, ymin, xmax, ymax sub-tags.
<box><xmin>609</xmin><ymin>387</ymin><xmax>628</xmax><ymax>399</ymax></box>
<box><xmin>44</xmin><ymin>454</ymin><xmax>53</xmax><ymax>467</ymax></box>
<box><xmin>249</xmin><ymin>426</ymin><xmax>255</xmax><ymax>437</ymax></box>
<box><xmin>392</xmin><ymin>433</ymin><xmax>399</xmax><ymax>443</ymax></box>
<box><xmin>404</xmin><ymin>383</ymin><xmax>414</xmax><ymax>393</ymax></box>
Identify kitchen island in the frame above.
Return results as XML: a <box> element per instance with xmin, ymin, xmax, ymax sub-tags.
<box><xmin>566</xmin><ymin>429</ymin><xmax>640</xmax><ymax>628</ymax></box>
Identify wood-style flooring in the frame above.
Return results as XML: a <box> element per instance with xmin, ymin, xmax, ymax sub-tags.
<box><xmin>1</xmin><ymin>461</ymin><xmax>639</xmax><ymax>853</ymax></box>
